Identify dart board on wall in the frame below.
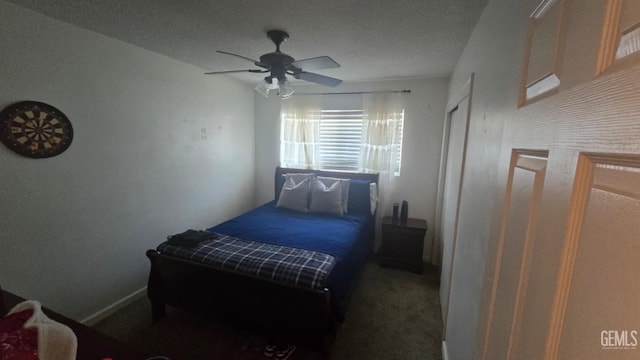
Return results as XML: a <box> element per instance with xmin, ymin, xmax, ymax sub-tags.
<box><xmin>0</xmin><ymin>101</ymin><xmax>73</xmax><ymax>158</ymax></box>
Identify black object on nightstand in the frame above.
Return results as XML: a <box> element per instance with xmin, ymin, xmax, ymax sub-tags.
<box><xmin>379</xmin><ymin>216</ymin><xmax>428</xmax><ymax>273</ymax></box>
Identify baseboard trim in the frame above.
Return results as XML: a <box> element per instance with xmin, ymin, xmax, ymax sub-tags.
<box><xmin>81</xmin><ymin>286</ymin><xmax>147</xmax><ymax>326</ymax></box>
<box><xmin>442</xmin><ymin>340</ymin><xmax>450</xmax><ymax>360</ymax></box>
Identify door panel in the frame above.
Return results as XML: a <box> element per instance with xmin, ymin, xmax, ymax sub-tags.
<box><xmin>547</xmin><ymin>155</ymin><xmax>640</xmax><ymax>359</ymax></box>
<box><xmin>484</xmin><ymin>151</ymin><xmax>548</xmax><ymax>360</ymax></box>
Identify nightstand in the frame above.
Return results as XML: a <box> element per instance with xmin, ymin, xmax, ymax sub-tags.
<box><xmin>379</xmin><ymin>217</ymin><xmax>428</xmax><ymax>273</ymax></box>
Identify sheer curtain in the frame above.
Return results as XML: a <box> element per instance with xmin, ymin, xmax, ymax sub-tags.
<box><xmin>280</xmin><ymin>96</ymin><xmax>322</xmax><ymax>169</ymax></box>
<box><xmin>359</xmin><ymin>93</ymin><xmax>404</xmax><ymax>243</ymax></box>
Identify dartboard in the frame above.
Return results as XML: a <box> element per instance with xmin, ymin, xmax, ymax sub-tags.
<box><xmin>0</xmin><ymin>101</ymin><xmax>73</xmax><ymax>158</ymax></box>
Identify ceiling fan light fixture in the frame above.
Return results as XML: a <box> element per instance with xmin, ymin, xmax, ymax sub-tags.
<box><xmin>278</xmin><ymin>78</ymin><xmax>295</xmax><ymax>99</ymax></box>
<box><xmin>254</xmin><ymin>77</ymin><xmax>278</xmax><ymax>98</ymax></box>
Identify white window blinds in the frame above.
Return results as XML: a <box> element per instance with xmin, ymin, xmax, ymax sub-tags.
<box><xmin>393</xmin><ymin>110</ymin><xmax>405</xmax><ymax>175</ymax></box>
<box><xmin>318</xmin><ymin>109</ymin><xmax>363</xmax><ymax>171</ymax></box>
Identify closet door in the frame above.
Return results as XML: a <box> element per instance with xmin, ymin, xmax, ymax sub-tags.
<box><xmin>437</xmin><ymin>76</ymin><xmax>473</xmax><ymax>326</ymax></box>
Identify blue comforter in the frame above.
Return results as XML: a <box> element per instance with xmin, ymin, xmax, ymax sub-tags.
<box><xmin>207</xmin><ymin>201</ymin><xmax>373</xmax><ymax>318</ymax></box>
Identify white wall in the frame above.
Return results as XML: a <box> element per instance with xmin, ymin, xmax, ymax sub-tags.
<box><xmin>254</xmin><ymin>78</ymin><xmax>449</xmax><ymax>259</ymax></box>
<box><xmin>443</xmin><ymin>0</ymin><xmax>547</xmax><ymax>358</ymax></box>
<box><xmin>0</xmin><ymin>1</ymin><xmax>255</xmax><ymax>321</ymax></box>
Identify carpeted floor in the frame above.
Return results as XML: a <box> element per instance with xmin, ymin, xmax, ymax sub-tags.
<box><xmin>93</xmin><ymin>260</ymin><xmax>443</xmax><ymax>360</ymax></box>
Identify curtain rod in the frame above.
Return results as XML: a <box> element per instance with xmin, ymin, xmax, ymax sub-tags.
<box><xmin>293</xmin><ymin>89</ymin><xmax>411</xmax><ymax>96</ymax></box>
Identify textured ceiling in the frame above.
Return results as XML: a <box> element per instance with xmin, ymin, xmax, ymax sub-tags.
<box><xmin>6</xmin><ymin>0</ymin><xmax>488</xmax><ymax>84</ymax></box>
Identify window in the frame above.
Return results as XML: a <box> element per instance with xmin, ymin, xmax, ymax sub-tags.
<box><xmin>280</xmin><ymin>106</ymin><xmax>405</xmax><ymax>175</ymax></box>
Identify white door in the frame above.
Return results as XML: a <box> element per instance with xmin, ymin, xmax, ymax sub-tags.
<box><xmin>479</xmin><ymin>1</ymin><xmax>640</xmax><ymax>359</ymax></box>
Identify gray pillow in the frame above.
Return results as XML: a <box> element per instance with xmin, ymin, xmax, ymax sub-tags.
<box><xmin>285</xmin><ymin>173</ymin><xmax>315</xmax><ymax>185</ymax></box>
<box><xmin>309</xmin><ymin>179</ymin><xmax>343</xmax><ymax>215</ymax></box>
<box><xmin>276</xmin><ymin>177</ymin><xmax>310</xmax><ymax>212</ymax></box>
<box><xmin>316</xmin><ymin>176</ymin><xmax>350</xmax><ymax>213</ymax></box>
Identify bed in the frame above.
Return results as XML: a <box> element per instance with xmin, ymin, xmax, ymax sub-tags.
<box><xmin>145</xmin><ymin>166</ymin><xmax>378</xmax><ymax>358</ymax></box>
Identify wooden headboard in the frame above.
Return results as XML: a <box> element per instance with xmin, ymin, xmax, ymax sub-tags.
<box><xmin>274</xmin><ymin>166</ymin><xmax>379</xmax><ymax>199</ymax></box>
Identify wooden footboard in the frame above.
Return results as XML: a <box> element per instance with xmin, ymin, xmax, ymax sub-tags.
<box><xmin>146</xmin><ymin>249</ymin><xmax>335</xmax><ymax>357</ymax></box>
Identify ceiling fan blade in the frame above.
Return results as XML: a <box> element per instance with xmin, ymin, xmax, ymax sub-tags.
<box><xmin>217</xmin><ymin>50</ymin><xmax>270</xmax><ymax>68</ymax></box>
<box><xmin>291</xmin><ymin>56</ymin><xmax>340</xmax><ymax>71</ymax></box>
<box><xmin>295</xmin><ymin>72</ymin><xmax>343</xmax><ymax>87</ymax></box>
<box><xmin>204</xmin><ymin>69</ymin><xmax>268</xmax><ymax>75</ymax></box>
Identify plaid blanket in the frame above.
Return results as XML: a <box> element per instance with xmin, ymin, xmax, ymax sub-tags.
<box><xmin>157</xmin><ymin>233</ymin><xmax>336</xmax><ymax>291</ymax></box>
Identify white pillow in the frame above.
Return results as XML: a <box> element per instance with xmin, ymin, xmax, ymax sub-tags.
<box><xmin>276</xmin><ymin>177</ymin><xmax>311</xmax><ymax>212</ymax></box>
<box><xmin>316</xmin><ymin>176</ymin><xmax>350</xmax><ymax>214</ymax></box>
<box><xmin>309</xmin><ymin>179</ymin><xmax>343</xmax><ymax>215</ymax></box>
<box><xmin>369</xmin><ymin>182</ymin><xmax>378</xmax><ymax>215</ymax></box>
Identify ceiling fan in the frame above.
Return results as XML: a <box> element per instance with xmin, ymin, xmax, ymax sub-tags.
<box><xmin>205</xmin><ymin>29</ymin><xmax>343</xmax><ymax>99</ymax></box>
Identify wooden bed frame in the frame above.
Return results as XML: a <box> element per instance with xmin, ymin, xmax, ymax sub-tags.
<box><xmin>146</xmin><ymin>167</ymin><xmax>378</xmax><ymax>358</ymax></box>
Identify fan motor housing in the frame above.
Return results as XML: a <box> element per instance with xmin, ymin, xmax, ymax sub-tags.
<box><xmin>259</xmin><ymin>52</ymin><xmax>294</xmax><ymax>67</ymax></box>
<box><xmin>259</xmin><ymin>52</ymin><xmax>296</xmax><ymax>80</ymax></box>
